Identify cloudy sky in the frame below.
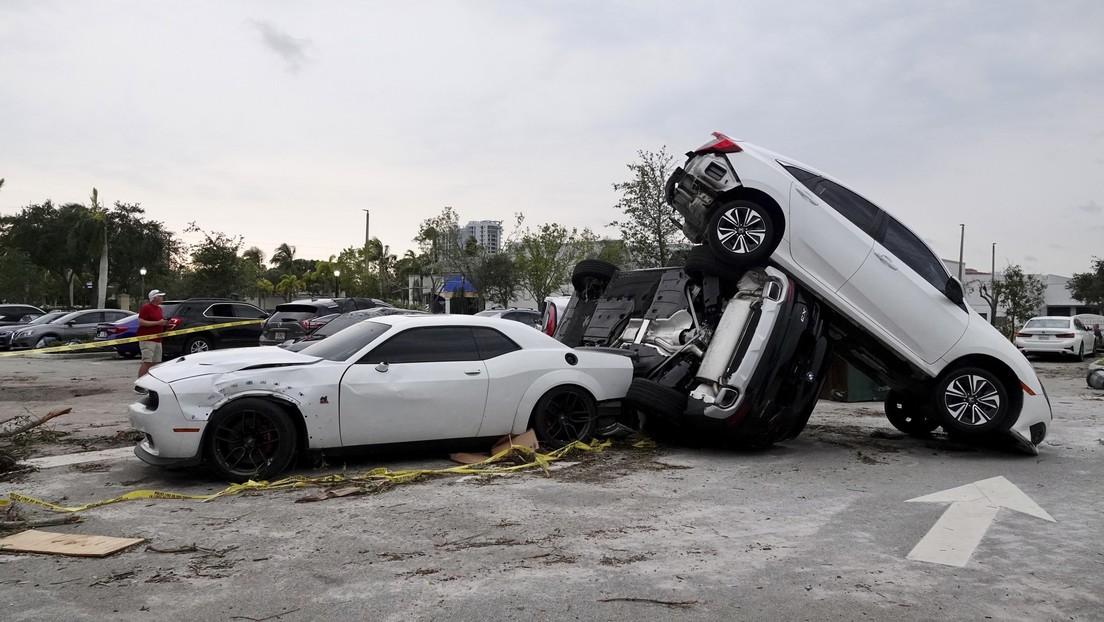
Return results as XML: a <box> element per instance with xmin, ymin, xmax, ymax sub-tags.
<box><xmin>2</xmin><ymin>0</ymin><xmax>1102</xmax><ymax>278</ymax></box>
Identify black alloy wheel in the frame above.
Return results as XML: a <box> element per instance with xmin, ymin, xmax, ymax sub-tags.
<box><xmin>205</xmin><ymin>398</ymin><xmax>297</xmax><ymax>482</ymax></box>
<box><xmin>706</xmin><ymin>200</ymin><xmax>775</xmax><ymax>265</ymax></box>
<box><xmin>531</xmin><ymin>386</ymin><xmax>598</xmax><ymax>449</ymax></box>
<box><xmin>932</xmin><ymin>367</ymin><xmax>1012</xmax><ymax>436</ymax></box>
<box><xmin>884</xmin><ymin>390</ymin><xmax>940</xmax><ymax>438</ymax></box>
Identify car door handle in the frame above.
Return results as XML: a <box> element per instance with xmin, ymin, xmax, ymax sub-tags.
<box><xmin>875</xmin><ymin>252</ymin><xmax>898</xmax><ymax>270</ymax></box>
<box><xmin>464</xmin><ymin>370</ymin><xmax>482</xmax><ymax>376</ymax></box>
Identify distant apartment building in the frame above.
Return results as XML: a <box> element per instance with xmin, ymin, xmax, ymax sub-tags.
<box><xmin>463</xmin><ymin>220</ymin><xmax>502</xmax><ymax>254</ymax></box>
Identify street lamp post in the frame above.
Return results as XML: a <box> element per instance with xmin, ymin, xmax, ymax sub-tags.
<box><xmin>140</xmin><ymin>267</ymin><xmax>147</xmax><ymax>298</ymax></box>
<box><xmin>333</xmin><ymin>269</ymin><xmax>341</xmax><ymax>298</ymax></box>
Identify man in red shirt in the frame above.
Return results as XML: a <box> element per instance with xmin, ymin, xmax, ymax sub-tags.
<box><xmin>137</xmin><ymin>289</ymin><xmax>169</xmax><ymax>377</ymax></box>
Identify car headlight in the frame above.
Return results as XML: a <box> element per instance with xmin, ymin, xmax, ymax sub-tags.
<box><xmin>14</xmin><ymin>330</ymin><xmax>31</xmax><ymax>338</ymax></box>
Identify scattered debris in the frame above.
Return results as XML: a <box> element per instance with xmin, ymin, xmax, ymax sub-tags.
<box><xmin>597</xmin><ymin>597</ymin><xmax>698</xmax><ymax>607</ymax></box>
<box><xmin>0</xmin><ymin>514</ymin><xmax>82</xmax><ymax>533</ymax></box>
<box><xmin>90</xmin><ymin>570</ymin><xmax>136</xmax><ymax>587</ymax></box>
<box><xmin>0</xmin><ymin>529</ymin><xmax>144</xmax><ymax>557</ymax></box>
<box><xmin>0</xmin><ymin>407</ymin><xmax>72</xmax><ymax>439</ymax></box>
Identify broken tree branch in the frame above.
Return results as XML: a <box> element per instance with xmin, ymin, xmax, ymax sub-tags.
<box><xmin>0</xmin><ymin>407</ymin><xmax>72</xmax><ymax>438</ymax></box>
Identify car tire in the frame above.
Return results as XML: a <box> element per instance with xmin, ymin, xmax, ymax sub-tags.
<box><xmin>185</xmin><ymin>336</ymin><xmax>212</xmax><ymax>354</ymax></box>
<box><xmin>1076</xmin><ymin>343</ymin><xmax>1084</xmax><ymax>362</ymax></box>
<box><xmin>624</xmin><ymin>378</ymin><xmax>687</xmax><ymax>420</ymax></box>
<box><xmin>119</xmin><ymin>349</ymin><xmax>139</xmax><ymax>359</ymax></box>
<box><xmin>531</xmin><ymin>385</ymin><xmax>598</xmax><ymax>449</ymax></box>
<box><xmin>884</xmin><ymin>390</ymin><xmax>940</xmax><ymax>438</ymax></box>
<box><xmin>684</xmin><ymin>245</ymin><xmax>738</xmax><ymax>282</ymax></box>
<box><xmin>931</xmin><ymin>366</ymin><xmax>1013</xmax><ymax>436</ymax></box>
<box><xmin>706</xmin><ymin>200</ymin><xmax>776</xmax><ymax>266</ymax></box>
<box><xmin>1087</xmin><ymin>369</ymin><xmax>1104</xmax><ymax>390</ymax></box>
<box><xmin>205</xmin><ymin>398</ymin><xmax>297</xmax><ymax>483</ymax></box>
<box><xmin>571</xmin><ymin>259</ymin><xmax>618</xmax><ymax>297</ymax></box>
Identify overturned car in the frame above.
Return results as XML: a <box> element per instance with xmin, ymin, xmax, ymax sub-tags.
<box><xmin>555</xmin><ymin>253</ymin><xmax>829</xmax><ymax>448</ymax></box>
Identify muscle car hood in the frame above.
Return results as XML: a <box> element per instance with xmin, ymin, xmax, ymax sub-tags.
<box><xmin>148</xmin><ymin>347</ymin><xmax>321</xmax><ymax>383</ymax></box>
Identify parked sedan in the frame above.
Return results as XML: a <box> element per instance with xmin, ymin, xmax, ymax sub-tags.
<box><xmin>9</xmin><ymin>309</ymin><xmax>135</xmax><ymax>349</ymax></box>
<box><xmin>130</xmin><ymin>315</ymin><xmax>634</xmax><ymax>481</ymax></box>
<box><xmin>0</xmin><ymin>310</ymin><xmax>70</xmax><ymax>350</ymax></box>
<box><xmin>93</xmin><ymin>314</ymin><xmax>141</xmax><ymax>358</ymax></box>
<box><xmin>1015</xmin><ymin>316</ymin><xmax>1097</xmax><ymax>360</ymax></box>
<box><xmin>665</xmin><ymin>132</ymin><xmax>1052</xmax><ymax>453</ymax></box>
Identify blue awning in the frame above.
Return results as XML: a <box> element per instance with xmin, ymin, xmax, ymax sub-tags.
<box><xmin>441</xmin><ymin>275</ymin><xmax>476</xmax><ymax>294</ymax></box>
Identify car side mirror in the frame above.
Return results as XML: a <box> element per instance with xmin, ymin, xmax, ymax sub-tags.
<box><xmin>944</xmin><ymin>278</ymin><xmax>964</xmax><ymax>305</ymax></box>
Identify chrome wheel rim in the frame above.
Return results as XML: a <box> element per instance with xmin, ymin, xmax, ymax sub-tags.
<box><xmin>191</xmin><ymin>341</ymin><xmax>210</xmax><ymax>353</ymax></box>
<box><xmin>715</xmin><ymin>206</ymin><xmax>766</xmax><ymax>255</ymax></box>
<box><xmin>943</xmin><ymin>374</ymin><xmax>1001</xmax><ymax>426</ymax></box>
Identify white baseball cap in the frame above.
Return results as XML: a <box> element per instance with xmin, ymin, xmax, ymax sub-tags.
<box><xmin>148</xmin><ymin>289</ymin><xmax>167</xmax><ymax>300</ymax></box>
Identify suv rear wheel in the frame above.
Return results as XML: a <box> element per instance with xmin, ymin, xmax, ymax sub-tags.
<box><xmin>186</xmin><ymin>336</ymin><xmax>212</xmax><ymax>354</ymax></box>
<box><xmin>707</xmin><ymin>200</ymin><xmax>775</xmax><ymax>265</ymax></box>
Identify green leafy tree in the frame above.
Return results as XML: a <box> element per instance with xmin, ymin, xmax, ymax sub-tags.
<box><xmin>998</xmin><ymin>264</ymin><xmax>1047</xmax><ymax>335</ymax></box>
<box><xmin>275</xmin><ymin>274</ymin><xmax>305</xmax><ymax>302</ymax></box>
<box><xmin>270</xmin><ymin>243</ymin><xmax>296</xmax><ymax>274</ymax></box>
<box><xmin>106</xmin><ymin>202</ymin><xmax>179</xmax><ymax>298</ymax></box>
<box><xmin>609</xmin><ymin>147</ymin><xmax>681</xmax><ymax>268</ymax></box>
<box><xmin>481</xmin><ymin>251</ymin><xmax>522</xmax><ymax>308</ymax></box>
<box><xmin>1067</xmin><ymin>257</ymin><xmax>1104</xmax><ymax>312</ymax></box>
<box><xmin>181</xmin><ymin>223</ymin><xmax>248</xmax><ymax>298</ymax></box>
<box><xmin>514</xmin><ymin>222</ymin><xmax>600</xmax><ymax>307</ymax></box>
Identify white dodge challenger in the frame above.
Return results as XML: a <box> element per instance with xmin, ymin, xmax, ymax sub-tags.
<box><xmin>130</xmin><ymin>314</ymin><xmax>633</xmax><ymax>481</ymax></box>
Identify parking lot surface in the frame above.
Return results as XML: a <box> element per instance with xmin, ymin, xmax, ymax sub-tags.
<box><xmin>1</xmin><ymin>353</ymin><xmax>1102</xmax><ymax>621</ymax></box>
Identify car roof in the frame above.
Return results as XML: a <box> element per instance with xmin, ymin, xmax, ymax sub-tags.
<box><xmin>371</xmin><ymin>314</ymin><xmax>564</xmax><ymax>348</ymax></box>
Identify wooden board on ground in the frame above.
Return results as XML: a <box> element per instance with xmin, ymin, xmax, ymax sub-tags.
<box><xmin>0</xmin><ymin>529</ymin><xmax>145</xmax><ymax>557</ymax></box>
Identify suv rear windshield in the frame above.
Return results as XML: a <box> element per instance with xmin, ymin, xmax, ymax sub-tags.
<box><xmin>269</xmin><ymin>304</ymin><xmax>336</xmax><ymax>322</ymax></box>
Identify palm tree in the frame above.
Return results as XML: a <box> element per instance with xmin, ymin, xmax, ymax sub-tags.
<box><xmin>270</xmin><ymin>243</ymin><xmax>296</xmax><ymax>273</ymax></box>
<box><xmin>72</xmin><ymin>189</ymin><xmax>109</xmax><ymax>308</ymax></box>
<box><xmin>242</xmin><ymin>246</ymin><xmax>265</xmax><ymax>268</ymax></box>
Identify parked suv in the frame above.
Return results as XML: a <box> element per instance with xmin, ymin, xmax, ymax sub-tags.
<box><xmin>664</xmin><ymin>132</ymin><xmax>1051</xmax><ymax>453</ymax></box>
<box><xmin>160</xmin><ymin>299</ymin><xmax>269</xmax><ymax>358</ymax></box>
<box><xmin>0</xmin><ymin>304</ymin><xmax>44</xmax><ymax>327</ymax></box>
<box><xmin>259</xmin><ymin>297</ymin><xmax>390</xmax><ymax>346</ymax></box>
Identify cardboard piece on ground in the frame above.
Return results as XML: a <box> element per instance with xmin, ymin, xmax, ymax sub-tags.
<box><xmin>449</xmin><ymin>429</ymin><xmax>541</xmax><ymax>465</ymax></box>
<box><xmin>0</xmin><ymin>529</ymin><xmax>145</xmax><ymax>558</ymax></box>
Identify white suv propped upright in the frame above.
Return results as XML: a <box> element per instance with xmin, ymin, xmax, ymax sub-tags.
<box><xmin>666</xmin><ymin>132</ymin><xmax>1051</xmax><ymax>453</ymax></box>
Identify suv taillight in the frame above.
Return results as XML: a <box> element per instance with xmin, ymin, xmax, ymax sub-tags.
<box><xmin>542</xmin><ymin>305</ymin><xmax>557</xmax><ymax>336</ymax></box>
<box><xmin>166</xmin><ymin>317</ymin><xmax>182</xmax><ymax>329</ymax></box>
<box><xmin>300</xmin><ymin>319</ymin><xmax>312</xmax><ymax>330</ymax></box>
<box><xmin>694</xmin><ymin>132</ymin><xmax>743</xmax><ymax>154</ymax></box>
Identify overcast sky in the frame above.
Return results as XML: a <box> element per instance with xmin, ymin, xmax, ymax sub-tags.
<box><xmin>2</xmin><ymin>1</ymin><xmax>1102</xmax><ymax>278</ymax></box>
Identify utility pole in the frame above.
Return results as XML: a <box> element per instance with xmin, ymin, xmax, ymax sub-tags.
<box><xmin>957</xmin><ymin>223</ymin><xmax>965</xmax><ymax>282</ymax></box>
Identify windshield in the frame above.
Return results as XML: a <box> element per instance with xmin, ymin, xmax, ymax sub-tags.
<box><xmin>299</xmin><ymin>320</ymin><xmax>391</xmax><ymax>361</ymax></box>
<box><xmin>30</xmin><ymin>311</ymin><xmax>70</xmax><ymax>325</ymax></box>
<box><xmin>1024</xmin><ymin>319</ymin><xmax>1072</xmax><ymax>329</ymax></box>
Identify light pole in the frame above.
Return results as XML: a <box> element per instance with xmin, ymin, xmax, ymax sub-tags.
<box><xmin>363</xmin><ymin>209</ymin><xmax>370</xmax><ymax>287</ymax></box>
<box><xmin>140</xmin><ymin>267</ymin><xmax>146</xmax><ymax>298</ymax></box>
<box><xmin>957</xmin><ymin>224</ymin><xmax>965</xmax><ymax>282</ymax></box>
<box><xmin>333</xmin><ymin>269</ymin><xmax>341</xmax><ymax>298</ymax></box>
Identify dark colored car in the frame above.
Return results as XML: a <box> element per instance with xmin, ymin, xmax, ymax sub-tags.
<box><xmin>554</xmin><ymin>251</ymin><xmax>830</xmax><ymax>448</ymax></box>
<box><xmin>160</xmin><ymin>299</ymin><xmax>269</xmax><ymax>358</ymax></box>
<box><xmin>259</xmin><ymin>297</ymin><xmax>390</xmax><ymax>346</ymax></box>
<box><xmin>0</xmin><ymin>310</ymin><xmax>70</xmax><ymax>350</ymax></box>
<box><xmin>0</xmin><ymin>304</ymin><xmax>45</xmax><ymax>327</ymax></box>
<box><xmin>475</xmin><ymin>307</ymin><xmax>541</xmax><ymax>328</ymax></box>
<box><xmin>9</xmin><ymin>309</ymin><xmax>135</xmax><ymax>349</ymax></box>
<box><xmin>93</xmin><ymin>314</ymin><xmax>141</xmax><ymax>358</ymax></box>
<box><xmin>281</xmin><ymin>307</ymin><xmax>427</xmax><ymax>352</ymax></box>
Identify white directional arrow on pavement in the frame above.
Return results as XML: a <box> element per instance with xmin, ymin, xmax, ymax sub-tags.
<box><xmin>906</xmin><ymin>476</ymin><xmax>1055</xmax><ymax>567</ymax></box>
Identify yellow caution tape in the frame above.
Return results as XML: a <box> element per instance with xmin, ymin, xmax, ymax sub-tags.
<box><xmin>5</xmin><ymin>438</ymin><xmax>619</xmax><ymax>513</ymax></box>
<box><xmin>0</xmin><ymin>319</ymin><xmax>265</xmax><ymax>357</ymax></box>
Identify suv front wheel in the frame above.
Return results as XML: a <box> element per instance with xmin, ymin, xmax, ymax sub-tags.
<box><xmin>931</xmin><ymin>367</ymin><xmax>1012</xmax><ymax>436</ymax></box>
